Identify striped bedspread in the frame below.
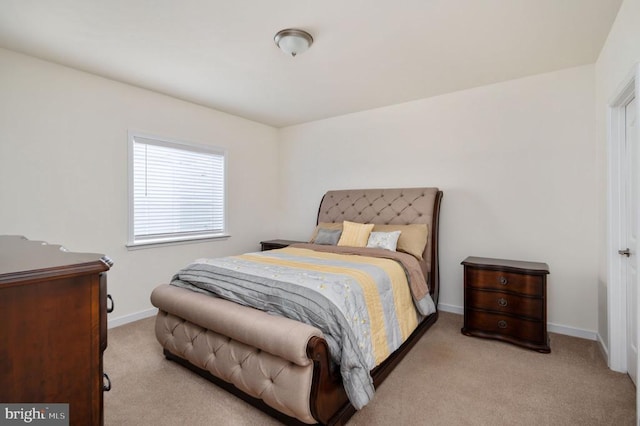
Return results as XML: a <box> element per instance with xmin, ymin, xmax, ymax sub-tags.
<box><xmin>170</xmin><ymin>246</ymin><xmax>432</xmax><ymax>409</ymax></box>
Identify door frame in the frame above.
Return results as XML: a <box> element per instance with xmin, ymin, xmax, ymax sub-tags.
<box><xmin>607</xmin><ymin>63</ymin><xmax>639</xmax><ymax>373</ymax></box>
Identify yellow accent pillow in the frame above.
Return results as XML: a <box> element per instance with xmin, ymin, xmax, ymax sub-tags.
<box><xmin>337</xmin><ymin>221</ymin><xmax>374</xmax><ymax>247</ymax></box>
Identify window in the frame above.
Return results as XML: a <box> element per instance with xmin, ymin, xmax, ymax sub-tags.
<box><xmin>128</xmin><ymin>133</ymin><xmax>227</xmax><ymax>247</ymax></box>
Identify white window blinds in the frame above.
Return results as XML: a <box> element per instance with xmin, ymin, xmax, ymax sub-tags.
<box><xmin>129</xmin><ymin>135</ymin><xmax>226</xmax><ymax>246</ymax></box>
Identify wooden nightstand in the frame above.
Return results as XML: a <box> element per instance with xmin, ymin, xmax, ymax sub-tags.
<box><xmin>260</xmin><ymin>239</ymin><xmax>305</xmax><ymax>251</ymax></box>
<box><xmin>461</xmin><ymin>256</ymin><xmax>550</xmax><ymax>353</ymax></box>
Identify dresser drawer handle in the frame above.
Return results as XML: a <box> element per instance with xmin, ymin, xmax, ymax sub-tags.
<box><xmin>497</xmin><ymin>298</ymin><xmax>508</xmax><ymax>307</ymax></box>
<box><xmin>497</xmin><ymin>320</ymin><xmax>508</xmax><ymax>329</ymax></box>
<box><xmin>499</xmin><ymin>276</ymin><xmax>508</xmax><ymax>285</ymax></box>
<box><xmin>107</xmin><ymin>294</ymin><xmax>114</xmax><ymax>313</ymax></box>
<box><xmin>103</xmin><ymin>373</ymin><xmax>112</xmax><ymax>392</ymax></box>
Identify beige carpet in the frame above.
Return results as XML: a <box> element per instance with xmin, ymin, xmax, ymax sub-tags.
<box><xmin>104</xmin><ymin>312</ymin><xmax>635</xmax><ymax>425</ymax></box>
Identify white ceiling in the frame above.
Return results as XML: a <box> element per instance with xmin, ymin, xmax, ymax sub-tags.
<box><xmin>0</xmin><ymin>0</ymin><xmax>623</xmax><ymax>128</ymax></box>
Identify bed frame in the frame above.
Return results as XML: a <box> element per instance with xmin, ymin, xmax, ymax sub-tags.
<box><xmin>151</xmin><ymin>187</ymin><xmax>443</xmax><ymax>425</ymax></box>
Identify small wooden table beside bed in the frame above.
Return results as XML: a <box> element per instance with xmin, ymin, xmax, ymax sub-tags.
<box><xmin>150</xmin><ymin>187</ymin><xmax>443</xmax><ymax>425</ymax></box>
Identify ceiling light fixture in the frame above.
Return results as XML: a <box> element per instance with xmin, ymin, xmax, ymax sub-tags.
<box><xmin>274</xmin><ymin>29</ymin><xmax>313</xmax><ymax>57</ymax></box>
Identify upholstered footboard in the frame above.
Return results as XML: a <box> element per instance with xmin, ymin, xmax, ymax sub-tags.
<box><xmin>151</xmin><ymin>284</ymin><xmax>334</xmax><ymax>424</ymax></box>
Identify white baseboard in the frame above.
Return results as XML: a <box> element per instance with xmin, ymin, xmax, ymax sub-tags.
<box><xmin>111</xmin><ymin>304</ymin><xmax>599</xmax><ymax>342</ymax></box>
<box><xmin>438</xmin><ymin>303</ymin><xmax>597</xmax><ymax>341</ymax></box>
<box><xmin>108</xmin><ymin>307</ymin><xmax>158</xmax><ymax>329</ymax></box>
<box><xmin>547</xmin><ymin>322</ymin><xmax>597</xmax><ymax>341</ymax></box>
<box><xmin>596</xmin><ymin>333</ymin><xmax>610</xmax><ymax>365</ymax></box>
<box><xmin>438</xmin><ymin>303</ymin><xmax>464</xmax><ymax>315</ymax></box>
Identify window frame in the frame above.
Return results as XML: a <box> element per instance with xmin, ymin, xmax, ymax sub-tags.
<box><xmin>127</xmin><ymin>131</ymin><xmax>229</xmax><ymax>249</ymax></box>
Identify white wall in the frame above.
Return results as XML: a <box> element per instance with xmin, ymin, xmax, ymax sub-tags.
<box><xmin>0</xmin><ymin>41</ymin><xmax>612</xmax><ymax>338</ymax></box>
<box><xmin>595</xmin><ymin>0</ymin><xmax>640</xmax><ymax>354</ymax></box>
<box><xmin>0</xmin><ymin>48</ymin><xmax>280</xmax><ymax>325</ymax></box>
<box><xmin>279</xmin><ymin>65</ymin><xmax>598</xmax><ymax>336</ymax></box>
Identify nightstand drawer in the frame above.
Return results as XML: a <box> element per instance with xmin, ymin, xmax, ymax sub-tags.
<box><xmin>466</xmin><ymin>289</ymin><xmax>543</xmax><ymax>320</ymax></box>
<box><xmin>465</xmin><ymin>268</ymin><xmax>543</xmax><ymax>296</ymax></box>
<box><xmin>465</xmin><ymin>310</ymin><xmax>546</xmax><ymax>345</ymax></box>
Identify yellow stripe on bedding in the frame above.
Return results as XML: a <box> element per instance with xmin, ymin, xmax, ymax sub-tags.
<box><xmin>239</xmin><ymin>251</ymin><xmax>390</xmax><ymax>363</ymax></box>
<box><xmin>280</xmin><ymin>247</ymin><xmax>418</xmax><ymax>342</ymax></box>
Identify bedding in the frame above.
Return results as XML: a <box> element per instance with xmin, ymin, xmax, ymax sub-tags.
<box><xmin>169</xmin><ymin>244</ymin><xmax>434</xmax><ymax>409</ymax></box>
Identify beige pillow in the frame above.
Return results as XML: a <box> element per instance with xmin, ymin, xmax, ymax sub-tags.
<box><xmin>337</xmin><ymin>221</ymin><xmax>374</xmax><ymax>247</ymax></box>
<box><xmin>373</xmin><ymin>224</ymin><xmax>428</xmax><ymax>260</ymax></box>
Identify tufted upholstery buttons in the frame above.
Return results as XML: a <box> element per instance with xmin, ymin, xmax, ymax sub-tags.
<box><xmin>150</xmin><ymin>283</ymin><xmax>328</xmax><ymax>423</ymax></box>
<box><xmin>155</xmin><ymin>311</ymin><xmax>316</xmax><ymax>423</ymax></box>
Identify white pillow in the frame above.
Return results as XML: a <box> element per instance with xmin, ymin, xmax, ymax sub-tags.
<box><xmin>366</xmin><ymin>231</ymin><xmax>401</xmax><ymax>251</ymax></box>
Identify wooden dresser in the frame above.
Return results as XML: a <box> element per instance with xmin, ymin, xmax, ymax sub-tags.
<box><xmin>461</xmin><ymin>256</ymin><xmax>550</xmax><ymax>353</ymax></box>
<box><xmin>0</xmin><ymin>236</ymin><xmax>113</xmax><ymax>425</ymax></box>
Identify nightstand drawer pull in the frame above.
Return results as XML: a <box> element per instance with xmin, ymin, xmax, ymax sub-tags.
<box><xmin>497</xmin><ymin>298</ymin><xmax>508</xmax><ymax>307</ymax></box>
<box><xmin>103</xmin><ymin>373</ymin><xmax>112</xmax><ymax>391</ymax></box>
<box><xmin>107</xmin><ymin>294</ymin><xmax>114</xmax><ymax>313</ymax></box>
<box><xmin>499</xmin><ymin>276</ymin><xmax>508</xmax><ymax>285</ymax></box>
<box><xmin>497</xmin><ymin>320</ymin><xmax>508</xmax><ymax>329</ymax></box>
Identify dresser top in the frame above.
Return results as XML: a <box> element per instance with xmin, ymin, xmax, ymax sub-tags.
<box><xmin>461</xmin><ymin>256</ymin><xmax>549</xmax><ymax>274</ymax></box>
<box><xmin>0</xmin><ymin>235</ymin><xmax>112</xmax><ymax>284</ymax></box>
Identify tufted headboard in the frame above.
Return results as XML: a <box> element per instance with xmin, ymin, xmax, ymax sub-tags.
<box><xmin>316</xmin><ymin>187</ymin><xmax>443</xmax><ymax>302</ymax></box>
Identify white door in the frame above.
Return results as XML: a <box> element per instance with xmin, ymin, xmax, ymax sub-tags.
<box><xmin>624</xmin><ymin>96</ymin><xmax>638</xmax><ymax>385</ymax></box>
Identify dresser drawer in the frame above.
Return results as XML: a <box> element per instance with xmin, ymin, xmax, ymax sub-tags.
<box><xmin>465</xmin><ymin>310</ymin><xmax>546</xmax><ymax>345</ymax></box>
<box><xmin>465</xmin><ymin>268</ymin><xmax>543</xmax><ymax>296</ymax></box>
<box><xmin>466</xmin><ymin>289</ymin><xmax>543</xmax><ymax>320</ymax></box>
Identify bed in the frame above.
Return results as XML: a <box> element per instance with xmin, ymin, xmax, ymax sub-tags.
<box><xmin>150</xmin><ymin>187</ymin><xmax>443</xmax><ymax>425</ymax></box>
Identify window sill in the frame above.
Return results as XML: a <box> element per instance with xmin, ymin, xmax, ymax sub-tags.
<box><xmin>126</xmin><ymin>233</ymin><xmax>231</xmax><ymax>250</ymax></box>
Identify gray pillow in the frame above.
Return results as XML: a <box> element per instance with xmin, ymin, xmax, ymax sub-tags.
<box><xmin>314</xmin><ymin>228</ymin><xmax>342</xmax><ymax>245</ymax></box>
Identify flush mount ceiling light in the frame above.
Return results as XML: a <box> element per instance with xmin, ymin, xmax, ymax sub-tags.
<box><xmin>274</xmin><ymin>28</ymin><xmax>313</xmax><ymax>57</ymax></box>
